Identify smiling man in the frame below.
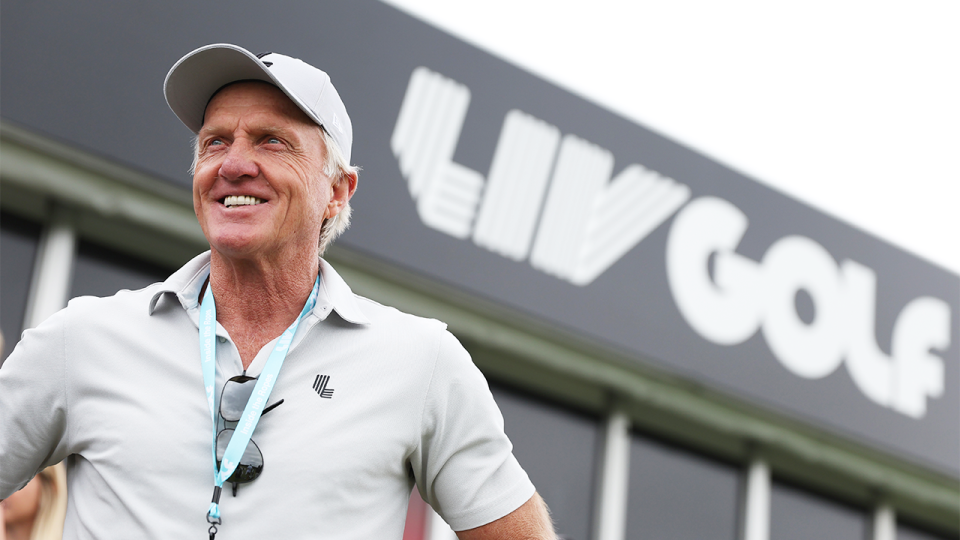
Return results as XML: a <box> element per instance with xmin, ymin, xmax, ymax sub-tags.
<box><xmin>0</xmin><ymin>44</ymin><xmax>554</xmax><ymax>539</ymax></box>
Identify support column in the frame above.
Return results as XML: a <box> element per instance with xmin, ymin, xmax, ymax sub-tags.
<box><xmin>743</xmin><ymin>458</ymin><xmax>771</xmax><ymax>540</ymax></box>
<box><xmin>23</xmin><ymin>205</ymin><xmax>76</xmax><ymax>330</ymax></box>
<box><xmin>593</xmin><ymin>410</ymin><xmax>631</xmax><ymax>540</ymax></box>
<box><xmin>872</xmin><ymin>504</ymin><xmax>895</xmax><ymax>540</ymax></box>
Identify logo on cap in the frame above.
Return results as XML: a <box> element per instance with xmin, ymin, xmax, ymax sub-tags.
<box><xmin>331</xmin><ymin>114</ymin><xmax>344</xmax><ymax>134</ymax></box>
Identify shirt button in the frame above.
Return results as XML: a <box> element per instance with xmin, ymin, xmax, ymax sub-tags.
<box><xmin>218</xmin><ymin>337</ymin><xmax>226</xmax><ymax>343</ymax></box>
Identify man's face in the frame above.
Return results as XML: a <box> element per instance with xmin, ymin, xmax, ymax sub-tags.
<box><xmin>193</xmin><ymin>81</ymin><xmax>350</xmax><ymax>263</ymax></box>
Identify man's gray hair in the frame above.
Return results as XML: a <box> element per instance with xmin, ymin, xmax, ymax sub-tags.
<box><xmin>316</xmin><ymin>127</ymin><xmax>357</xmax><ymax>256</ymax></box>
<box><xmin>190</xmin><ymin>127</ymin><xmax>357</xmax><ymax>256</ymax></box>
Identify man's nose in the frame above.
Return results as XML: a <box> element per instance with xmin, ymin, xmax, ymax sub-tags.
<box><xmin>218</xmin><ymin>142</ymin><xmax>260</xmax><ymax>180</ymax></box>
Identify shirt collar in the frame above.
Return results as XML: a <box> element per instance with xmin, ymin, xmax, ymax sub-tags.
<box><xmin>148</xmin><ymin>251</ymin><xmax>211</xmax><ymax>315</ymax></box>
<box><xmin>316</xmin><ymin>257</ymin><xmax>370</xmax><ymax>325</ymax></box>
<box><xmin>147</xmin><ymin>251</ymin><xmax>370</xmax><ymax>326</ymax></box>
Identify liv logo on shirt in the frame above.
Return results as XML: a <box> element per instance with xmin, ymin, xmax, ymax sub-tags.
<box><xmin>312</xmin><ymin>375</ymin><xmax>334</xmax><ymax>398</ymax></box>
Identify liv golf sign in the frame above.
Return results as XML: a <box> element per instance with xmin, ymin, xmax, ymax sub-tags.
<box><xmin>391</xmin><ymin>67</ymin><xmax>951</xmax><ymax>420</ymax></box>
<box><xmin>5</xmin><ymin>0</ymin><xmax>952</xmax><ymax>475</ymax></box>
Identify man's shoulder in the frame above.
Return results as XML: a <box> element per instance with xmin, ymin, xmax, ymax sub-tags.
<box><xmin>63</xmin><ymin>282</ymin><xmax>166</xmax><ymax>320</ymax></box>
<box><xmin>13</xmin><ymin>282</ymin><xmax>170</xmax><ymax>358</ymax></box>
<box><xmin>348</xmin><ymin>293</ymin><xmax>448</xmax><ymax>335</ymax></box>
<box><xmin>330</xmin><ymin>294</ymin><xmax>470</xmax><ymax>377</ymax></box>
<box><xmin>319</xmin><ymin>257</ymin><xmax>449</xmax><ymax>338</ymax></box>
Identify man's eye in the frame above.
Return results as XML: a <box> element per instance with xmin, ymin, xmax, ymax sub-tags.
<box><xmin>266</xmin><ymin>137</ymin><xmax>282</xmax><ymax>145</ymax></box>
<box><xmin>208</xmin><ymin>140</ymin><xmax>225</xmax><ymax>147</ymax></box>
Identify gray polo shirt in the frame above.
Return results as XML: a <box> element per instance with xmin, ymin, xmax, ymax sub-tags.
<box><xmin>0</xmin><ymin>252</ymin><xmax>534</xmax><ymax>539</ymax></box>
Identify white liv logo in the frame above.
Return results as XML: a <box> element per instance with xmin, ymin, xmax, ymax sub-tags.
<box><xmin>391</xmin><ymin>67</ymin><xmax>691</xmax><ymax>286</ymax></box>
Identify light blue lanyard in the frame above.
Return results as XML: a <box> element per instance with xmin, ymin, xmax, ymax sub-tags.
<box><xmin>198</xmin><ymin>274</ymin><xmax>320</xmax><ymax>526</ymax></box>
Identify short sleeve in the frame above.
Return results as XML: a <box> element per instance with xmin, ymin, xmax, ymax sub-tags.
<box><xmin>410</xmin><ymin>330</ymin><xmax>535</xmax><ymax>531</ymax></box>
<box><xmin>0</xmin><ymin>309</ymin><xmax>71</xmax><ymax>498</ymax></box>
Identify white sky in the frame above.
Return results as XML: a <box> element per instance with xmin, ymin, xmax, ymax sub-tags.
<box><xmin>382</xmin><ymin>0</ymin><xmax>960</xmax><ymax>277</ymax></box>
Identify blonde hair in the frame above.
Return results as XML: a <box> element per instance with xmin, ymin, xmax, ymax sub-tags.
<box><xmin>316</xmin><ymin>127</ymin><xmax>357</xmax><ymax>256</ymax></box>
<box><xmin>29</xmin><ymin>463</ymin><xmax>67</xmax><ymax>540</ymax></box>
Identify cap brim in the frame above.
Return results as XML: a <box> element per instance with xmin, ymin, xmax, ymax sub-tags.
<box><xmin>164</xmin><ymin>44</ymin><xmax>280</xmax><ymax>133</ymax></box>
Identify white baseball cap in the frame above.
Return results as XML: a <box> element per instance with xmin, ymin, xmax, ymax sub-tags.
<box><xmin>164</xmin><ymin>43</ymin><xmax>353</xmax><ymax>163</ymax></box>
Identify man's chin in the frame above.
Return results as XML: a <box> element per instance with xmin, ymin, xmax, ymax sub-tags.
<box><xmin>208</xmin><ymin>236</ymin><xmax>271</xmax><ymax>260</ymax></box>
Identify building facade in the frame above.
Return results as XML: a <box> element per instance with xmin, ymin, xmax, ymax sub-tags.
<box><xmin>1</xmin><ymin>2</ymin><xmax>957</xmax><ymax>539</ymax></box>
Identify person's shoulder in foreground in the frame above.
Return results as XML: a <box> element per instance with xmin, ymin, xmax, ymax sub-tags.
<box><xmin>0</xmin><ymin>42</ymin><xmax>555</xmax><ymax>539</ymax></box>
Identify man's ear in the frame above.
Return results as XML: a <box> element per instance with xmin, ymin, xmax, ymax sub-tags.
<box><xmin>326</xmin><ymin>170</ymin><xmax>358</xmax><ymax>219</ymax></box>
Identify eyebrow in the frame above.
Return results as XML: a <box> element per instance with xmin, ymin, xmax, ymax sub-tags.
<box><xmin>197</xmin><ymin>123</ymin><xmax>302</xmax><ymax>142</ymax></box>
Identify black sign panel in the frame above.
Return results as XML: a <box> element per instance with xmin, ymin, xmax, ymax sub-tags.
<box><xmin>2</xmin><ymin>0</ymin><xmax>957</xmax><ymax>476</ymax></box>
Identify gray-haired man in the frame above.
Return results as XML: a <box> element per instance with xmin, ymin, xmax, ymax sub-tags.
<box><xmin>0</xmin><ymin>43</ymin><xmax>554</xmax><ymax>539</ymax></box>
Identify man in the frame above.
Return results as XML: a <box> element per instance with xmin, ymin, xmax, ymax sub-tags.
<box><xmin>0</xmin><ymin>43</ymin><xmax>554</xmax><ymax>539</ymax></box>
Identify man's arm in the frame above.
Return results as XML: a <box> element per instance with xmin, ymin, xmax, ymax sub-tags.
<box><xmin>0</xmin><ymin>312</ymin><xmax>70</xmax><ymax>499</ymax></box>
<box><xmin>456</xmin><ymin>493</ymin><xmax>555</xmax><ymax>540</ymax></box>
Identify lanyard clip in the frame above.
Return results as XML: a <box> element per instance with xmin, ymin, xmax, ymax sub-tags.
<box><xmin>207</xmin><ymin>508</ymin><xmax>221</xmax><ymax>540</ymax></box>
<box><xmin>206</xmin><ymin>487</ymin><xmax>222</xmax><ymax>525</ymax></box>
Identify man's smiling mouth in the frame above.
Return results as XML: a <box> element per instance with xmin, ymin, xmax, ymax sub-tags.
<box><xmin>223</xmin><ymin>195</ymin><xmax>266</xmax><ymax>208</ymax></box>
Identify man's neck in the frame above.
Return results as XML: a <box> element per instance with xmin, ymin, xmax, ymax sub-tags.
<box><xmin>5</xmin><ymin>519</ymin><xmax>35</xmax><ymax>540</ymax></box>
<box><xmin>207</xmin><ymin>250</ymin><xmax>319</xmax><ymax>369</ymax></box>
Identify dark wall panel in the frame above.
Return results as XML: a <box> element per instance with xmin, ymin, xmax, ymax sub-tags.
<box><xmin>70</xmin><ymin>241</ymin><xmax>172</xmax><ymax>300</ymax></box>
<box><xmin>770</xmin><ymin>481</ymin><xmax>867</xmax><ymax>540</ymax></box>
<box><xmin>491</xmin><ymin>384</ymin><xmax>600</xmax><ymax>540</ymax></box>
<box><xmin>625</xmin><ymin>434</ymin><xmax>741</xmax><ymax>540</ymax></box>
<box><xmin>0</xmin><ymin>213</ymin><xmax>41</xmax><ymax>365</ymax></box>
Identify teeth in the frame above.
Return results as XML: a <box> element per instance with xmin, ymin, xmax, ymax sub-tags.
<box><xmin>223</xmin><ymin>195</ymin><xmax>265</xmax><ymax>208</ymax></box>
